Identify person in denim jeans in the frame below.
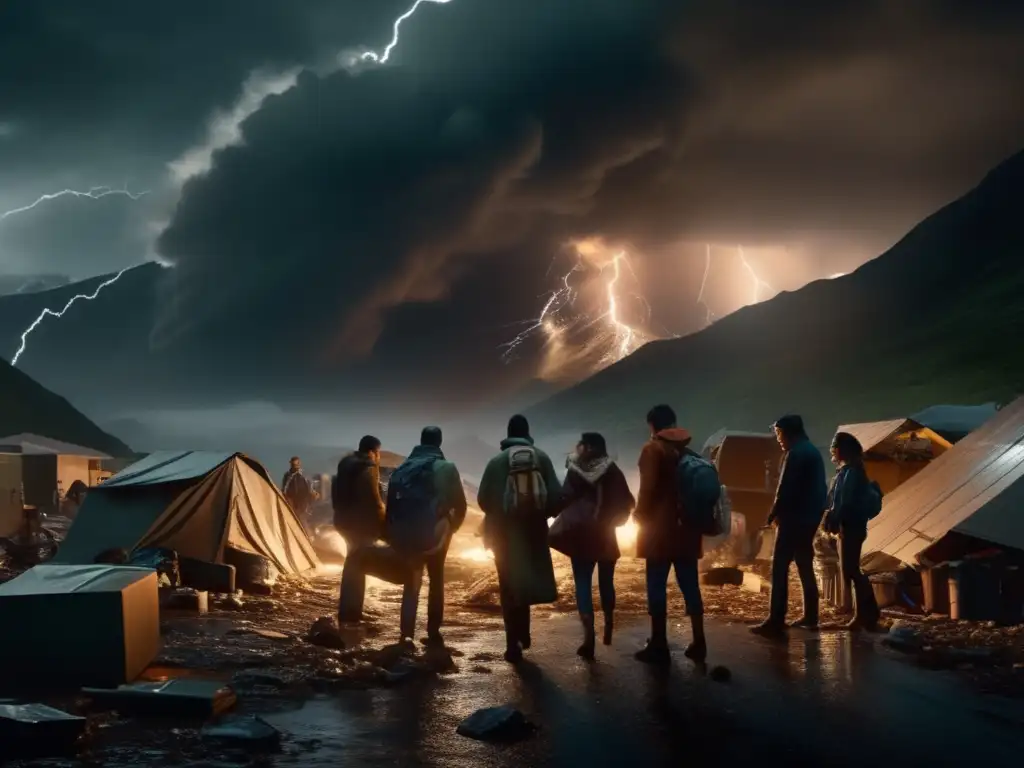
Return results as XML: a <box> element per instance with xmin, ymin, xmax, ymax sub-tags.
<box><xmin>633</xmin><ymin>405</ymin><xmax>707</xmax><ymax>665</ymax></box>
<box><xmin>551</xmin><ymin>432</ymin><xmax>635</xmax><ymax>659</ymax></box>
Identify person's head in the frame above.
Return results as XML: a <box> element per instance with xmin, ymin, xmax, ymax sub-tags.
<box><xmin>507</xmin><ymin>414</ymin><xmax>530</xmax><ymax>439</ymax></box>
<box><xmin>420</xmin><ymin>426</ymin><xmax>443</xmax><ymax>448</ymax></box>
<box><xmin>289</xmin><ymin>456</ymin><xmax>301</xmax><ymax>471</ymax></box>
<box><xmin>772</xmin><ymin>414</ymin><xmax>805</xmax><ymax>450</ymax></box>
<box><xmin>830</xmin><ymin>431</ymin><xmax>864</xmax><ymax>467</ymax></box>
<box><xmin>646</xmin><ymin>404</ymin><xmax>676</xmax><ymax>436</ymax></box>
<box><xmin>576</xmin><ymin>432</ymin><xmax>608</xmax><ymax>461</ymax></box>
<box><xmin>358</xmin><ymin>435</ymin><xmax>382</xmax><ymax>464</ymax></box>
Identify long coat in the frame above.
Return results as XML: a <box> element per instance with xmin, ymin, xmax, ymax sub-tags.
<box><xmin>634</xmin><ymin>428</ymin><xmax>703</xmax><ymax>561</ymax></box>
<box><xmin>551</xmin><ymin>459</ymin><xmax>634</xmax><ymax>562</ymax></box>
<box><xmin>476</xmin><ymin>436</ymin><xmax>562</xmax><ymax>607</ymax></box>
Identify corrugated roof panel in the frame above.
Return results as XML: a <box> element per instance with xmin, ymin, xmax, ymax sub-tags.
<box><xmin>865</xmin><ymin>397</ymin><xmax>1024</xmax><ymax>562</ymax></box>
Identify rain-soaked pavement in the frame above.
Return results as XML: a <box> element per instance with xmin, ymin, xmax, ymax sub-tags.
<box><xmin>6</xmin><ymin>527</ymin><xmax>1024</xmax><ymax>766</ymax></box>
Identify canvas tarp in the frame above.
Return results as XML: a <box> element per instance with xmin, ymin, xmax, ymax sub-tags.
<box><xmin>863</xmin><ymin>397</ymin><xmax>1024</xmax><ymax>565</ymax></box>
<box><xmin>55</xmin><ymin>451</ymin><xmax>320</xmax><ymax>574</ymax></box>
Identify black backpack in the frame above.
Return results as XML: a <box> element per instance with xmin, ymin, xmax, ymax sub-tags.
<box><xmin>385</xmin><ymin>456</ymin><xmax>440</xmax><ymax>555</ymax></box>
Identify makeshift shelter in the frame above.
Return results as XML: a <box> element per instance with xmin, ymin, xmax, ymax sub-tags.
<box><xmin>836</xmin><ymin>419</ymin><xmax>952</xmax><ymax>495</ymax></box>
<box><xmin>911</xmin><ymin>403</ymin><xmax>1000</xmax><ymax>444</ymax></box>
<box><xmin>863</xmin><ymin>397</ymin><xmax>1024</xmax><ymax>567</ymax></box>
<box><xmin>55</xmin><ymin>451</ymin><xmax>320</xmax><ymax>574</ymax></box>
<box><xmin>0</xmin><ymin>433</ymin><xmax>112</xmax><ymax>513</ymax></box>
<box><xmin>701</xmin><ymin>430</ymin><xmax>782</xmax><ymax>532</ymax></box>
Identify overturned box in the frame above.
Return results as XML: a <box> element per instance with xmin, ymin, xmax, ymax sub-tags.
<box><xmin>0</xmin><ymin>564</ymin><xmax>160</xmax><ymax>689</ymax></box>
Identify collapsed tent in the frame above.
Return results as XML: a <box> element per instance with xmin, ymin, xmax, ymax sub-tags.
<box><xmin>863</xmin><ymin>397</ymin><xmax>1024</xmax><ymax>566</ymax></box>
<box><xmin>836</xmin><ymin>418</ymin><xmax>951</xmax><ymax>495</ymax></box>
<box><xmin>55</xmin><ymin>451</ymin><xmax>320</xmax><ymax>574</ymax></box>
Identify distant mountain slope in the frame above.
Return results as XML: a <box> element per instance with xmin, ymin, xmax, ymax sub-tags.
<box><xmin>0</xmin><ymin>359</ymin><xmax>131</xmax><ymax>457</ymax></box>
<box><xmin>527</xmin><ymin>149</ymin><xmax>1024</xmax><ymax>457</ymax></box>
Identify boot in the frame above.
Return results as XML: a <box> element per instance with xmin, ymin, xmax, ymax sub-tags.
<box><xmin>577</xmin><ymin>613</ymin><xmax>596</xmax><ymax>660</ymax></box>
<box><xmin>683</xmin><ymin>614</ymin><xmax>707</xmax><ymax>662</ymax></box>
<box><xmin>789</xmin><ymin>615</ymin><xmax>819</xmax><ymax>631</ymax></box>
<box><xmin>750</xmin><ymin>618</ymin><xmax>787</xmax><ymax>639</ymax></box>
<box><xmin>635</xmin><ymin>614</ymin><xmax>671</xmax><ymax>665</ymax></box>
<box><xmin>602</xmin><ymin>610</ymin><xmax>614</xmax><ymax>646</ymax></box>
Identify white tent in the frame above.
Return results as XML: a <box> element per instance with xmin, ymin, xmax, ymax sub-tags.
<box><xmin>55</xmin><ymin>451</ymin><xmax>320</xmax><ymax>574</ymax></box>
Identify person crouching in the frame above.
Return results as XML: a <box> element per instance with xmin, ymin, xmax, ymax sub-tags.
<box><xmin>550</xmin><ymin>432</ymin><xmax>635</xmax><ymax>660</ymax></box>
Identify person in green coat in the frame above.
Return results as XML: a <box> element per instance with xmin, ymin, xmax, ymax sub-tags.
<box><xmin>477</xmin><ymin>414</ymin><xmax>562</xmax><ymax>663</ymax></box>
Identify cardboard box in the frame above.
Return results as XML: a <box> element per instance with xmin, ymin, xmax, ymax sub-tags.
<box><xmin>0</xmin><ymin>564</ymin><xmax>160</xmax><ymax>689</ymax></box>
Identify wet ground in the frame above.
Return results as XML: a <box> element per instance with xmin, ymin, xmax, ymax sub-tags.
<box><xmin>5</xmin><ymin>529</ymin><xmax>1024</xmax><ymax>765</ymax></box>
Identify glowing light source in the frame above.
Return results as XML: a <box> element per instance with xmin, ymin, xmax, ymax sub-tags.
<box><xmin>457</xmin><ymin>547</ymin><xmax>494</xmax><ymax>563</ymax></box>
<box><xmin>359</xmin><ymin>0</ymin><xmax>455</xmax><ymax>64</ymax></box>
<box><xmin>736</xmin><ymin>245</ymin><xmax>775</xmax><ymax>305</ymax></box>
<box><xmin>615</xmin><ymin>518</ymin><xmax>638</xmax><ymax>549</ymax></box>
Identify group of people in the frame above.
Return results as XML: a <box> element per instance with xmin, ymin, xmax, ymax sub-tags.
<box><xmin>319</xmin><ymin>405</ymin><xmax>882</xmax><ymax>665</ymax></box>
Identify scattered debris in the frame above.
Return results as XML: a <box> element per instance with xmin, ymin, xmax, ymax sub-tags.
<box><xmin>306</xmin><ymin>617</ymin><xmax>347</xmax><ymax>650</ymax></box>
<box><xmin>82</xmin><ymin>679</ymin><xmax>238</xmax><ymax>718</ymax></box>
<box><xmin>884</xmin><ymin>620</ymin><xmax>924</xmax><ymax>653</ymax></box>
<box><xmin>0</xmin><ymin>702</ymin><xmax>89</xmax><ymax>759</ymax></box>
<box><xmin>457</xmin><ymin>705</ymin><xmax>537</xmax><ymax>742</ymax></box>
<box><xmin>709</xmin><ymin>665</ymin><xmax>732</xmax><ymax>682</ymax></box>
<box><xmin>201</xmin><ymin>714</ymin><xmax>281</xmax><ymax>749</ymax></box>
<box><xmin>162</xmin><ymin>588</ymin><xmax>209</xmax><ymax>614</ymax></box>
<box><xmin>701</xmin><ymin>567</ymin><xmax>744</xmax><ymax>587</ymax></box>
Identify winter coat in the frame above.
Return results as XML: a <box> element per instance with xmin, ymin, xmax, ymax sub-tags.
<box><xmin>551</xmin><ymin>457</ymin><xmax>634</xmax><ymax>562</ymax></box>
<box><xmin>333</xmin><ymin>452</ymin><xmax>386</xmax><ymax>541</ymax></box>
<box><xmin>384</xmin><ymin>444</ymin><xmax>468</xmax><ymax>552</ymax></box>
<box><xmin>477</xmin><ymin>436</ymin><xmax>561</xmax><ymax>606</ymax></box>
<box><xmin>769</xmin><ymin>435</ymin><xmax>827</xmax><ymax>527</ymax></box>
<box><xmin>824</xmin><ymin>461</ymin><xmax>870</xmax><ymax>535</ymax></box>
<box><xmin>282</xmin><ymin>469</ymin><xmax>313</xmax><ymax>514</ymax></box>
<box><xmin>635</xmin><ymin>428</ymin><xmax>703</xmax><ymax>561</ymax></box>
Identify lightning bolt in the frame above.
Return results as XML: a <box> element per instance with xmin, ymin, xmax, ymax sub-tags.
<box><xmin>1</xmin><ymin>186</ymin><xmax>149</xmax><ymax>222</ymax></box>
<box><xmin>359</xmin><ymin>0</ymin><xmax>454</xmax><ymax>64</ymax></box>
<box><xmin>501</xmin><ymin>241</ymin><xmax>653</xmax><ymax>376</ymax></box>
<box><xmin>737</xmin><ymin>245</ymin><xmax>774</xmax><ymax>304</ymax></box>
<box><xmin>10</xmin><ymin>268</ymin><xmax>133</xmax><ymax>366</ymax></box>
<box><xmin>696</xmin><ymin>243</ymin><xmax>716</xmax><ymax>327</ymax></box>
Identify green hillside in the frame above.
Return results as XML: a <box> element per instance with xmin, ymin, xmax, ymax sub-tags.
<box><xmin>0</xmin><ymin>359</ymin><xmax>131</xmax><ymax>457</ymax></box>
<box><xmin>527</xmin><ymin>149</ymin><xmax>1024</xmax><ymax>456</ymax></box>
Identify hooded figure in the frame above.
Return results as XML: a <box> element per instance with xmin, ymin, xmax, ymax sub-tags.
<box><xmin>551</xmin><ymin>432</ymin><xmax>635</xmax><ymax>659</ymax></box>
<box><xmin>633</xmin><ymin>405</ymin><xmax>707</xmax><ymax>665</ymax></box>
<box><xmin>477</xmin><ymin>414</ymin><xmax>562</xmax><ymax>664</ymax></box>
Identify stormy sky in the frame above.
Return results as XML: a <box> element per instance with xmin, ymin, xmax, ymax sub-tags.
<box><xmin>1</xmin><ymin>0</ymin><xmax>1023</xmax><ymax>412</ymax></box>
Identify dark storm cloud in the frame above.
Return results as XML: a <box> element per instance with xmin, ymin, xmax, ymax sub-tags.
<box><xmin>155</xmin><ymin>0</ymin><xmax>1024</xmax><ymax>388</ymax></box>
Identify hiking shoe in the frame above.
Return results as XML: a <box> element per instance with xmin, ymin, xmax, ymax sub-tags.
<box><xmin>750</xmin><ymin>621</ymin><xmax>787</xmax><ymax>639</ymax></box>
<box><xmin>683</xmin><ymin>638</ymin><xmax>707</xmax><ymax>662</ymax></box>
<box><xmin>634</xmin><ymin>641</ymin><xmax>671</xmax><ymax>666</ymax></box>
<box><xmin>519</xmin><ymin>634</ymin><xmax>532</xmax><ymax>650</ymax></box>
<box><xmin>789</xmin><ymin>617</ymin><xmax>819</xmax><ymax>631</ymax></box>
<box><xmin>420</xmin><ymin>633</ymin><xmax>445</xmax><ymax>648</ymax></box>
<box><xmin>504</xmin><ymin>645</ymin><xmax>523</xmax><ymax>664</ymax></box>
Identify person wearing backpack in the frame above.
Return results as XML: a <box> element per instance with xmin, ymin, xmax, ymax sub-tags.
<box><xmin>550</xmin><ymin>432</ymin><xmax>635</xmax><ymax>659</ymax></box>
<box><xmin>823</xmin><ymin>431</ymin><xmax>881</xmax><ymax>631</ymax></box>
<box><xmin>282</xmin><ymin>456</ymin><xmax>316</xmax><ymax>523</ymax></box>
<box><xmin>477</xmin><ymin>414</ymin><xmax>562</xmax><ymax>663</ymax></box>
<box><xmin>333</xmin><ymin>435</ymin><xmax>386</xmax><ymax>555</ymax></box>
<box><xmin>633</xmin><ymin>404</ymin><xmax>708</xmax><ymax>665</ymax></box>
<box><xmin>384</xmin><ymin>426</ymin><xmax>467</xmax><ymax>645</ymax></box>
<box><xmin>751</xmin><ymin>414</ymin><xmax>828</xmax><ymax>638</ymax></box>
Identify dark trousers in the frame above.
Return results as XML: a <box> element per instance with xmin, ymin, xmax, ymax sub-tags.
<box><xmin>645</xmin><ymin>558</ymin><xmax>703</xmax><ymax>617</ymax></box>
<box><xmin>840</xmin><ymin>526</ymin><xmax>879</xmax><ymax>624</ymax></box>
<box><xmin>769</xmin><ymin>521</ymin><xmax>820</xmax><ymax>624</ymax></box>
<box><xmin>495</xmin><ymin>560</ymin><xmax>530</xmax><ymax>649</ymax></box>
<box><xmin>423</xmin><ymin>541</ymin><xmax>449</xmax><ymax>637</ymax></box>
<box><xmin>571</xmin><ymin>559</ymin><xmax>616</xmax><ymax>615</ymax></box>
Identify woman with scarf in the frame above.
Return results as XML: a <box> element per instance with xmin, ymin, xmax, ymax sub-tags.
<box><xmin>550</xmin><ymin>432</ymin><xmax>635</xmax><ymax>659</ymax></box>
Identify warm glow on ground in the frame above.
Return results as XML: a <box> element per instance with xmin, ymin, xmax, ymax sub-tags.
<box><xmin>456</xmin><ymin>547</ymin><xmax>494</xmax><ymax>562</ymax></box>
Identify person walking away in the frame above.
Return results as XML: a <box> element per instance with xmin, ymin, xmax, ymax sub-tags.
<box><xmin>385</xmin><ymin>426</ymin><xmax>467</xmax><ymax>646</ymax></box>
<box><xmin>633</xmin><ymin>404</ymin><xmax>708</xmax><ymax>664</ymax></box>
<box><xmin>333</xmin><ymin>436</ymin><xmax>386</xmax><ymax>556</ymax></box>
<box><xmin>477</xmin><ymin>415</ymin><xmax>562</xmax><ymax>663</ymax></box>
<box><xmin>550</xmin><ymin>432</ymin><xmax>634</xmax><ymax>659</ymax></box>
<box><xmin>823</xmin><ymin>431</ymin><xmax>882</xmax><ymax>631</ymax></box>
<box><xmin>751</xmin><ymin>414</ymin><xmax>828</xmax><ymax>638</ymax></box>
<box><xmin>282</xmin><ymin>457</ymin><xmax>315</xmax><ymax>523</ymax></box>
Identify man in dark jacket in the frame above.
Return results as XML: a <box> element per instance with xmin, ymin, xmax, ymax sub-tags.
<box><xmin>633</xmin><ymin>404</ymin><xmax>707</xmax><ymax>664</ymax></box>
<box><xmin>386</xmin><ymin>426</ymin><xmax>468</xmax><ymax>646</ymax></box>
<box><xmin>751</xmin><ymin>414</ymin><xmax>828</xmax><ymax>637</ymax></box>
<box><xmin>282</xmin><ymin>456</ymin><xmax>314</xmax><ymax>521</ymax></box>
<box><xmin>333</xmin><ymin>435</ymin><xmax>386</xmax><ymax>554</ymax></box>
